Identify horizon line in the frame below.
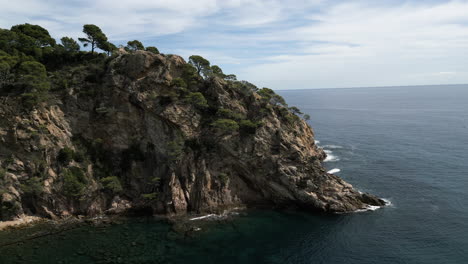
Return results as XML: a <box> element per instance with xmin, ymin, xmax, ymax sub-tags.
<box><xmin>274</xmin><ymin>83</ymin><xmax>468</xmax><ymax>91</ymax></box>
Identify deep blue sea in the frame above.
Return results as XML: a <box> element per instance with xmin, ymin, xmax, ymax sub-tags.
<box><xmin>1</xmin><ymin>85</ymin><xmax>467</xmax><ymax>263</ymax></box>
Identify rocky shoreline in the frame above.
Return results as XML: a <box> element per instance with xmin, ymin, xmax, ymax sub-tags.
<box><xmin>0</xmin><ymin>215</ymin><xmax>43</xmax><ymax>231</ymax></box>
<box><xmin>0</xmin><ymin>199</ymin><xmax>390</xmax><ymax>235</ymax></box>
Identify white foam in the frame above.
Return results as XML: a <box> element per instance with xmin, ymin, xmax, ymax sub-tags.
<box><xmin>314</xmin><ymin>140</ymin><xmax>320</xmax><ymax>145</ymax></box>
<box><xmin>327</xmin><ymin>168</ymin><xmax>341</xmax><ymax>174</ymax></box>
<box><xmin>189</xmin><ymin>214</ymin><xmax>216</xmax><ymax>221</ymax></box>
<box><xmin>355</xmin><ymin>205</ymin><xmax>381</xmax><ymax>212</ymax></box>
<box><xmin>366</xmin><ymin>205</ymin><xmax>381</xmax><ymax>211</ymax></box>
<box><xmin>323</xmin><ymin>145</ymin><xmax>343</xmax><ymax>149</ymax></box>
<box><xmin>189</xmin><ymin>209</ymin><xmax>242</xmax><ymax>221</ymax></box>
<box><xmin>355</xmin><ymin>198</ymin><xmax>393</xmax><ymax>212</ymax></box>
<box><xmin>381</xmin><ymin>198</ymin><xmax>393</xmax><ymax>207</ymax></box>
<box><xmin>323</xmin><ymin>150</ymin><xmax>340</xmax><ymax>162</ymax></box>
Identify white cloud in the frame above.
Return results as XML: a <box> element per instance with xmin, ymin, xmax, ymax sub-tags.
<box><xmin>239</xmin><ymin>1</ymin><xmax>468</xmax><ymax>88</ymax></box>
<box><xmin>0</xmin><ymin>0</ymin><xmax>320</xmax><ymax>39</ymax></box>
<box><xmin>1</xmin><ymin>0</ymin><xmax>468</xmax><ymax>88</ymax></box>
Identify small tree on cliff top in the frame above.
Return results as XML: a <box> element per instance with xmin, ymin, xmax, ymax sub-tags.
<box><xmin>189</xmin><ymin>55</ymin><xmax>211</xmax><ymax>77</ymax></box>
<box><xmin>98</xmin><ymin>41</ymin><xmax>117</xmax><ymax>56</ymax></box>
<box><xmin>60</xmin><ymin>37</ymin><xmax>80</xmax><ymax>53</ymax></box>
<box><xmin>78</xmin><ymin>24</ymin><xmax>108</xmax><ymax>53</ymax></box>
<box><xmin>146</xmin><ymin>46</ymin><xmax>159</xmax><ymax>54</ymax></box>
<box><xmin>127</xmin><ymin>40</ymin><xmax>144</xmax><ymax>51</ymax></box>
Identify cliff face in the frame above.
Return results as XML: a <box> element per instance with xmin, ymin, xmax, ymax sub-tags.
<box><xmin>0</xmin><ymin>51</ymin><xmax>384</xmax><ymax>220</ymax></box>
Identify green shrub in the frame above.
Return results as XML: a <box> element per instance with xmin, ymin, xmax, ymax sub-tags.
<box><xmin>219</xmin><ymin>173</ymin><xmax>229</xmax><ymax>186</ymax></box>
<box><xmin>225</xmin><ymin>74</ymin><xmax>237</xmax><ymax>81</ymax></box>
<box><xmin>286</xmin><ymin>115</ymin><xmax>300</xmax><ymax>124</ymax></box>
<box><xmin>0</xmin><ymin>61</ymin><xmax>12</xmax><ymax>89</ymax></box>
<box><xmin>151</xmin><ymin>177</ymin><xmax>161</xmax><ymax>184</ymax></box>
<box><xmin>167</xmin><ymin>139</ymin><xmax>184</xmax><ymax>162</ymax></box>
<box><xmin>184</xmin><ymin>92</ymin><xmax>208</xmax><ymax>109</ymax></box>
<box><xmin>17</xmin><ymin>61</ymin><xmax>50</xmax><ymax>106</ymax></box>
<box><xmin>21</xmin><ymin>177</ymin><xmax>44</xmax><ymax>196</ymax></box>
<box><xmin>217</xmin><ymin>108</ymin><xmax>245</xmax><ymax>120</ymax></box>
<box><xmin>145</xmin><ymin>46</ymin><xmax>159</xmax><ymax>54</ymax></box>
<box><xmin>289</xmin><ymin>106</ymin><xmax>303</xmax><ymax>115</ymax></box>
<box><xmin>181</xmin><ymin>64</ymin><xmax>199</xmax><ymax>87</ymax></box>
<box><xmin>0</xmin><ymin>168</ymin><xmax>5</xmax><ymax>180</ymax></box>
<box><xmin>57</xmin><ymin>147</ymin><xmax>74</xmax><ymax>165</ymax></box>
<box><xmin>3</xmin><ymin>156</ymin><xmax>14</xmax><ymax>166</ymax></box>
<box><xmin>171</xmin><ymin>77</ymin><xmax>187</xmax><ymax>88</ymax></box>
<box><xmin>271</xmin><ymin>94</ymin><xmax>287</xmax><ymax>106</ymax></box>
<box><xmin>0</xmin><ymin>201</ymin><xmax>21</xmax><ymax>219</ymax></box>
<box><xmin>258</xmin><ymin>87</ymin><xmax>275</xmax><ymax>101</ymax></box>
<box><xmin>230</xmin><ymin>80</ymin><xmax>257</xmax><ymax>95</ymax></box>
<box><xmin>210</xmin><ymin>65</ymin><xmax>225</xmax><ymax>78</ymax></box>
<box><xmin>62</xmin><ymin>167</ymin><xmax>87</xmax><ymax>198</ymax></box>
<box><xmin>259</xmin><ymin>107</ymin><xmax>271</xmax><ymax>117</ymax></box>
<box><xmin>18</xmin><ymin>61</ymin><xmax>47</xmax><ymax>78</ymax></box>
<box><xmin>100</xmin><ymin>176</ymin><xmax>123</xmax><ymax>193</ymax></box>
<box><xmin>38</xmin><ymin>124</ymin><xmax>48</xmax><ymax>133</ymax></box>
<box><xmin>85</xmin><ymin>63</ymin><xmax>105</xmax><ymax>83</ymax></box>
<box><xmin>239</xmin><ymin>120</ymin><xmax>260</xmax><ymax>134</ymax></box>
<box><xmin>257</xmin><ymin>88</ymin><xmax>287</xmax><ymax>106</ymax></box>
<box><xmin>141</xmin><ymin>192</ymin><xmax>158</xmax><ymax>200</ymax></box>
<box><xmin>21</xmin><ymin>92</ymin><xmax>47</xmax><ymax>108</ymax></box>
<box><xmin>0</xmin><ymin>51</ymin><xmax>19</xmax><ymax>67</ymax></box>
<box><xmin>73</xmin><ymin>151</ymin><xmax>85</xmax><ymax>163</ymax></box>
<box><xmin>211</xmin><ymin>119</ymin><xmax>239</xmax><ymax>133</ymax></box>
<box><xmin>57</xmin><ymin>144</ymin><xmax>86</xmax><ymax>164</ymax></box>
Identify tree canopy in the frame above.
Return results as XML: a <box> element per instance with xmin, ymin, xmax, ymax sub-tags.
<box><xmin>98</xmin><ymin>41</ymin><xmax>117</xmax><ymax>55</ymax></box>
<box><xmin>145</xmin><ymin>46</ymin><xmax>159</xmax><ymax>54</ymax></box>
<box><xmin>127</xmin><ymin>40</ymin><xmax>144</xmax><ymax>51</ymax></box>
<box><xmin>189</xmin><ymin>55</ymin><xmax>211</xmax><ymax>77</ymax></box>
<box><xmin>0</xmin><ymin>61</ymin><xmax>11</xmax><ymax>89</ymax></box>
<box><xmin>78</xmin><ymin>24</ymin><xmax>108</xmax><ymax>53</ymax></box>
<box><xmin>289</xmin><ymin>106</ymin><xmax>303</xmax><ymax>115</ymax></box>
<box><xmin>1</xmin><ymin>23</ymin><xmax>288</xmax><ymax>115</ymax></box>
<box><xmin>60</xmin><ymin>37</ymin><xmax>80</xmax><ymax>53</ymax></box>
<box><xmin>210</xmin><ymin>65</ymin><xmax>225</xmax><ymax>78</ymax></box>
<box><xmin>1</xmin><ymin>27</ymin><xmax>53</xmax><ymax>60</ymax></box>
<box><xmin>16</xmin><ymin>61</ymin><xmax>50</xmax><ymax>106</ymax></box>
<box><xmin>10</xmin><ymin>24</ymin><xmax>56</xmax><ymax>47</ymax></box>
<box><xmin>225</xmin><ymin>74</ymin><xmax>237</xmax><ymax>81</ymax></box>
<box><xmin>258</xmin><ymin>87</ymin><xmax>287</xmax><ymax>106</ymax></box>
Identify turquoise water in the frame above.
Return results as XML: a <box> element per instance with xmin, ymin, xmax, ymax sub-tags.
<box><xmin>1</xmin><ymin>85</ymin><xmax>467</xmax><ymax>263</ymax></box>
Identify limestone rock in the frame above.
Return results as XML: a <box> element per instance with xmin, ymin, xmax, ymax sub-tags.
<box><xmin>0</xmin><ymin>51</ymin><xmax>384</xmax><ymax>220</ymax></box>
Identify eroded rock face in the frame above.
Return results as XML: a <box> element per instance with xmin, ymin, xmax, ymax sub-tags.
<box><xmin>0</xmin><ymin>51</ymin><xmax>384</xmax><ymax>220</ymax></box>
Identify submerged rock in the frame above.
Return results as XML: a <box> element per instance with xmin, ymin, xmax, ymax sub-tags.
<box><xmin>0</xmin><ymin>51</ymin><xmax>383</xmax><ymax>221</ymax></box>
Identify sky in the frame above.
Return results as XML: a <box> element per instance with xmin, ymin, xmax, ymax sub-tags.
<box><xmin>1</xmin><ymin>0</ymin><xmax>468</xmax><ymax>89</ymax></box>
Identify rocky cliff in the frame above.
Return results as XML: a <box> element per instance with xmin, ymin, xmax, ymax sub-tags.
<box><xmin>0</xmin><ymin>51</ymin><xmax>384</xmax><ymax>221</ymax></box>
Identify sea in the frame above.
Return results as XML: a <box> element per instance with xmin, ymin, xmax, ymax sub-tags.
<box><xmin>1</xmin><ymin>84</ymin><xmax>467</xmax><ymax>263</ymax></box>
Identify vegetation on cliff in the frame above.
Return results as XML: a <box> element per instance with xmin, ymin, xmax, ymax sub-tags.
<box><xmin>0</xmin><ymin>24</ymin><xmax>384</xmax><ymax>221</ymax></box>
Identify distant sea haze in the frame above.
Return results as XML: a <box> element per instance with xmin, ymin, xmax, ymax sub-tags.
<box><xmin>276</xmin><ymin>83</ymin><xmax>468</xmax><ymax>91</ymax></box>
